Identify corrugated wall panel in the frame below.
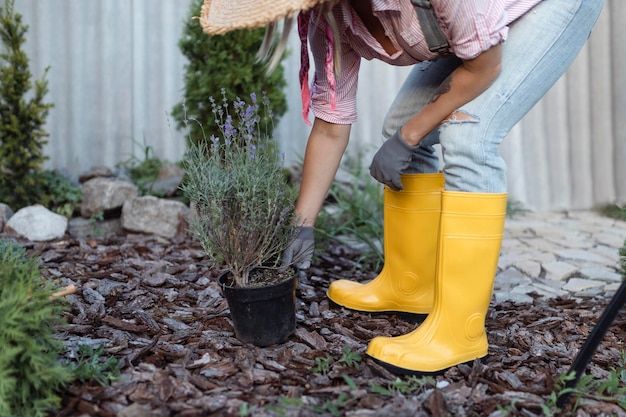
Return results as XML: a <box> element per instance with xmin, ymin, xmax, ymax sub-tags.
<box><xmin>13</xmin><ymin>0</ymin><xmax>189</xmax><ymax>177</ymax></box>
<box><xmin>129</xmin><ymin>0</ymin><xmax>190</xmax><ymax>163</ymax></box>
<box><xmin>610</xmin><ymin>0</ymin><xmax>626</xmax><ymax>207</ymax></box>
<box><xmin>11</xmin><ymin>0</ymin><xmax>625</xmax><ymax>212</ymax></box>
<box><xmin>568</xmin><ymin>46</ymin><xmax>594</xmax><ymax>209</ymax></box>
<box><xmin>544</xmin><ymin>79</ymin><xmax>571</xmax><ymax>210</ymax></box>
<box><xmin>589</xmin><ymin>8</ymin><xmax>615</xmax><ymax>207</ymax></box>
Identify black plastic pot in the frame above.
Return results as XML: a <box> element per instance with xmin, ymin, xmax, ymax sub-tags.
<box><xmin>218</xmin><ymin>270</ymin><xmax>298</xmax><ymax>347</ymax></box>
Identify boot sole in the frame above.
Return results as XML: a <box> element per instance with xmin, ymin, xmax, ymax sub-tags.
<box><xmin>368</xmin><ymin>354</ymin><xmax>488</xmax><ymax>377</ymax></box>
<box><xmin>328</xmin><ymin>299</ymin><xmax>428</xmax><ymax>324</ymax></box>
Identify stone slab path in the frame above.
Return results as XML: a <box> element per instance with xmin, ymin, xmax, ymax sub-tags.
<box><xmin>495</xmin><ymin>210</ymin><xmax>626</xmax><ymax>303</ymax></box>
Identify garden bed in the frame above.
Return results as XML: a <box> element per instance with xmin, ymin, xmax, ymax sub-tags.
<box><xmin>14</xmin><ymin>232</ymin><xmax>626</xmax><ymax>416</ymax></box>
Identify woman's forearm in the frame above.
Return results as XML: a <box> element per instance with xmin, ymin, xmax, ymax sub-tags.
<box><xmin>402</xmin><ymin>44</ymin><xmax>503</xmax><ymax>145</ymax></box>
<box><xmin>296</xmin><ymin>118</ymin><xmax>351</xmax><ymax>227</ymax></box>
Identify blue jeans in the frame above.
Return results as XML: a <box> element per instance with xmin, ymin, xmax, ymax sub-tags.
<box><xmin>381</xmin><ymin>0</ymin><xmax>604</xmax><ymax>193</ymax></box>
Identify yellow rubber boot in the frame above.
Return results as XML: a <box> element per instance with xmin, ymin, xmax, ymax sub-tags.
<box><xmin>366</xmin><ymin>191</ymin><xmax>507</xmax><ymax>374</ymax></box>
<box><xmin>326</xmin><ymin>173</ymin><xmax>444</xmax><ymax>314</ymax></box>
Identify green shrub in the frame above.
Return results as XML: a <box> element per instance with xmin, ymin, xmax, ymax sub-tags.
<box><xmin>171</xmin><ymin>0</ymin><xmax>287</xmax><ymax>147</ymax></box>
<box><xmin>38</xmin><ymin>170</ymin><xmax>83</xmax><ymax>217</ymax></box>
<box><xmin>0</xmin><ymin>239</ymin><xmax>72</xmax><ymax>417</ymax></box>
<box><xmin>316</xmin><ymin>153</ymin><xmax>384</xmax><ymax>271</ymax></box>
<box><xmin>600</xmin><ymin>203</ymin><xmax>626</xmax><ymax>222</ymax></box>
<box><xmin>116</xmin><ymin>142</ymin><xmax>166</xmax><ymax>197</ymax></box>
<box><xmin>0</xmin><ymin>236</ymin><xmax>26</xmax><ymax>261</ymax></box>
<box><xmin>506</xmin><ymin>198</ymin><xmax>528</xmax><ymax>218</ymax></box>
<box><xmin>0</xmin><ymin>0</ymin><xmax>54</xmax><ymax>210</ymax></box>
<box><xmin>67</xmin><ymin>344</ymin><xmax>120</xmax><ymax>387</ymax></box>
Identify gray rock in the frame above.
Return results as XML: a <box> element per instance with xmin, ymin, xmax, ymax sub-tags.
<box><xmin>78</xmin><ymin>165</ymin><xmax>114</xmax><ymax>183</ymax></box>
<box><xmin>495</xmin><ymin>267</ymin><xmax>532</xmax><ymax>292</ymax></box>
<box><xmin>494</xmin><ymin>291</ymin><xmax>534</xmax><ymax>304</ymax></box>
<box><xmin>5</xmin><ymin>205</ymin><xmax>68</xmax><ymax>241</ymax></box>
<box><xmin>0</xmin><ymin>202</ymin><xmax>14</xmax><ymax>232</ymax></box>
<box><xmin>121</xmin><ymin>196</ymin><xmax>189</xmax><ymax>239</ymax></box>
<box><xmin>81</xmin><ymin>177</ymin><xmax>139</xmax><ymax>217</ymax></box>
<box><xmin>143</xmin><ymin>162</ymin><xmax>185</xmax><ymax>197</ymax></box>
<box><xmin>579</xmin><ymin>265</ymin><xmax>622</xmax><ymax>282</ymax></box>
<box><xmin>561</xmin><ymin>277</ymin><xmax>605</xmax><ymax>293</ymax></box>
<box><xmin>157</xmin><ymin>162</ymin><xmax>185</xmax><ymax>179</ymax></box>
<box><xmin>542</xmin><ymin>261</ymin><xmax>578</xmax><ymax>281</ymax></box>
<box><xmin>555</xmin><ymin>248</ymin><xmax>614</xmax><ymax>264</ymax></box>
<box><xmin>144</xmin><ymin>176</ymin><xmax>183</xmax><ymax>197</ymax></box>
<box><xmin>68</xmin><ymin>216</ymin><xmax>123</xmax><ymax>238</ymax></box>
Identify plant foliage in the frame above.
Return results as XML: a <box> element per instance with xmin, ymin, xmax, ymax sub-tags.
<box><xmin>0</xmin><ymin>239</ymin><xmax>71</xmax><ymax>417</ymax></box>
<box><xmin>600</xmin><ymin>203</ymin><xmax>626</xmax><ymax>222</ymax></box>
<box><xmin>116</xmin><ymin>141</ymin><xmax>166</xmax><ymax>197</ymax></box>
<box><xmin>316</xmin><ymin>153</ymin><xmax>384</xmax><ymax>271</ymax></box>
<box><xmin>0</xmin><ymin>0</ymin><xmax>53</xmax><ymax>209</ymax></box>
<box><xmin>67</xmin><ymin>344</ymin><xmax>120</xmax><ymax>387</ymax></box>
<box><xmin>38</xmin><ymin>170</ymin><xmax>83</xmax><ymax>217</ymax></box>
<box><xmin>181</xmin><ymin>91</ymin><xmax>298</xmax><ymax>287</ymax></box>
<box><xmin>171</xmin><ymin>0</ymin><xmax>287</xmax><ymax>148</ymax></box>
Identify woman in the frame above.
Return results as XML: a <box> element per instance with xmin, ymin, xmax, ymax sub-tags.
<box><xmin>200</xmin><ymin>0</ymin><xmax>604</xmax><ymax>374</ymax></box>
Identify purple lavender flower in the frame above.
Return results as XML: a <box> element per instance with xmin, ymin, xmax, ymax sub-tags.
<box><xmin>244</xmin><ymin>104</ymin><xmax>255</xmax><ymax>121</ymax></box>
<box><xmin>223</xmin><ymin>115</ymin><xmax>236</xmax><ymax>139</ymax></box>
<box><xmin>233</xmin><ymin>97</ymin><xmax>245</xmax><ymax>111</ymax></box>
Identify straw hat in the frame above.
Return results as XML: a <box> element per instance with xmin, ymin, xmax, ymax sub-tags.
<box><xmin>199</xmin><ymin>0</ymin><xmax>330</xmax><ymax>35</ymax></box>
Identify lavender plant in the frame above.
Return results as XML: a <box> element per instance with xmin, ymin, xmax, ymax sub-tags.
<box><xmin>181</xmin><ymin>91</ymin><xmax>298</xmax><ymax>287</ymax></box>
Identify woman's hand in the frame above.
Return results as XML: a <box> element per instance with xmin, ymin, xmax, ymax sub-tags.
<box><xmin>279</xmin><ymin>226</ymin><xmax>315</xmax><ymax>271</ymax></box>
<box><xmin>369</xmin><ymin>129</ymin><xmax>417</xmax><ymax>190</ymax></box>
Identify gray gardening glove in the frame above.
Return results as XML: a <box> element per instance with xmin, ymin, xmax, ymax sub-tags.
<box><xmin>369</xmin><ymin>129</ymin><xmax>418</xmax><ymax>191</ymax></box>
<box><xmin>279</xmin><ymin>226</ymin><xmax>315</xmax><ymax>272</ymax></box>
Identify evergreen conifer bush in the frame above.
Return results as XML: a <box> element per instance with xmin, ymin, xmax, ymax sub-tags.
<box><xmin>0</xmin><ymin>0</ymin><xmax>54</xmax><ymax>209</ymax></box>
<box><xmin>171</xmin><ymin>0</ymin><xmax>287</xmax><ymax>147</ymax></box>
<box><xmin>0</xmin><ymin>239</ymin><xmax>72</xmax><ymax>417</ymax></box>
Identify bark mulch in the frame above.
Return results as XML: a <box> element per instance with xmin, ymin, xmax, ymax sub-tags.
<box><xmin>13</xmin><ymin>232</ymin><xmax>626</xmax><ymax>417</ymax></box>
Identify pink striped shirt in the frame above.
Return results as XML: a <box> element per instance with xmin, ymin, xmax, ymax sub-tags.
<box><xmin>306</xmin><ymin>0</ymin><xmax>542</xmax><ymax>124</ymax></box>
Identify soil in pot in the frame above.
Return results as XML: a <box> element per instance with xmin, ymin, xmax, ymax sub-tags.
<box><xmin>218</xmin><ymin>269</ymin><xmax>298</xmax><ymax>347</ymax></box>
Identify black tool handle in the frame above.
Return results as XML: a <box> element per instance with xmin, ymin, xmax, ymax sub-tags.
<box><xmin>556</xmin><ymin>278</ymin><xmax>626</xmax><ymax>409</ymax></box>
